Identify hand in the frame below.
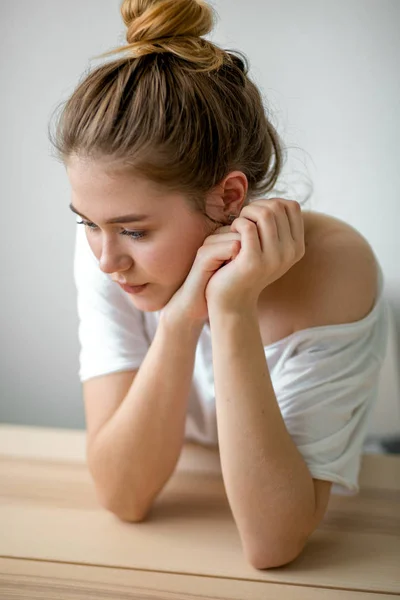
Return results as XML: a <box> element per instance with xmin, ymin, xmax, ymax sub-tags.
<box><xmin>204</xmin><ymin>198</ymin><xmax>305</xmax><ymax>312</ymax></box>
<box><xmin>161</xmin><ymin>223</ymin><xmax>242</xmax><ymax>328</ymax></box>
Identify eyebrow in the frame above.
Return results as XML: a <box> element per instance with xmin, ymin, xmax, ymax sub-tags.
<box><xmin>69</xmin><ymin>203</ymin><xmax>151</xmax><ymax>224</ymax></box>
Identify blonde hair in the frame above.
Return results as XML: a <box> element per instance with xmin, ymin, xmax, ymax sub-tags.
<box><xmin>48</xmin><ymin>0</ymin><xmax>286</xmax><ymax>226</ymax></box>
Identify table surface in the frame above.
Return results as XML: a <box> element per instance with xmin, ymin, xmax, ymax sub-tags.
<box><xmin>0</xmin><ymin>424</ymin><xmax>399</xmax><ymax>599</ymax></box>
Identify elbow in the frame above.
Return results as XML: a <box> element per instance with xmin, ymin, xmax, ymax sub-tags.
<box><xmin>90</xmin><ymin>472</ymin><xmax>150</xmax><ymax>523</ymax></box>
<box><xmin>87</xmin><ymin>453</ymin><xmax>150</xmax><ymax>523</ymax></box>
<box><xmin>100</xmin><ymin>491</ymin><xmax>150</xmax><ymax>523</ymax></box>
<box><xmin>247</xmin><ymin>544</ymin><xmax>306</xmax><ymax>570</ymax></box>
<box><xmin>244</xmin><ymin>534</ymin><xmax>309</xmax><ymax>570</ymax></box>
<box><xmin>112</xmin><ymin>506</ymin><xmax>150</xmax><ymax>524</ymax></box>
<box><xmin>247</xmin><ymin>546</ymin><xmax>304</xmax><ymax>570</ymax></box>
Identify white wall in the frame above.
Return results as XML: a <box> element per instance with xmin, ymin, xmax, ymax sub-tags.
<box><xmin>1</xmin><ymin>0</ymin><xmax>399</xmax><ymax>429</ymax></box>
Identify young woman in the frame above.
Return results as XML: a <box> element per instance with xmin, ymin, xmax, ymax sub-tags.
<box><xmin>49</xmin><ymin>0</ymin><xmax>389</xmax><ymax>569</ymax></box>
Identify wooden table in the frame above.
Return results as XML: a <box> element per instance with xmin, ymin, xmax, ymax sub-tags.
<box><xmin>0</xmin><ymin>424</ymin><xmax>399</xmax><ymax>599</ymax></box>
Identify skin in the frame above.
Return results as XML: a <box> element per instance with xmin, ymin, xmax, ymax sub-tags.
<box><xmin>66</xmin><ymin>156</ymin><xmax>248</xmax><ymax>316</ymax></box>
<box><xmin>67</xmin><ymin>156</ymin><xmax>380</xmax><ymax>568</ymax></box>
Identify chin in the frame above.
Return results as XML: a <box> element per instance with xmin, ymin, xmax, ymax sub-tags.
<box><xmin>129</xmin><ymin>297</ymin><xmax>162</xmax><ymax>312</ymax></box>
<box><xmin>129</xmin><ymin>287</ymin><xmax>172</xmax><ymax>313</ymax></box>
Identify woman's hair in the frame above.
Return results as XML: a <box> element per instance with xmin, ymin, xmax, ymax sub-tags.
<box><xmin>48</xmin><ymin>0</ymin><xmax>292</xmax><ymax>227</ymax></box>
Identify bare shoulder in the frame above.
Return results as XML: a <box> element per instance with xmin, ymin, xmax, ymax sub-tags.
<box><xmin>257</xmin><ymin>211</ymin><xmax>379</xmax><ymax>344</ymax></box>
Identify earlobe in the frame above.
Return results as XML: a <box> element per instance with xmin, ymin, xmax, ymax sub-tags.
<box><xmin>227</xmin><ymin>213</ymin><xmax>238</xmax><ymax>225</ymax></box>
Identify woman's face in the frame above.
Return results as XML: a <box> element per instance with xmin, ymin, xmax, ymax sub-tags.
<box><xmin>67</xmin><ymin>157</ymin><xmax>221</xmax><ymax>312</ymax></box>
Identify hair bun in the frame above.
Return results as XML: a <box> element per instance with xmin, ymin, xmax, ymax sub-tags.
<box><xmin>121</xmin><ymin>0</ymin><xmax>213</xmax><ymax>48</ymax></box>
<box><xmin>96</xmin><ymin>0</ymin><xmax>227</xmax><ymax>72</ymax></box>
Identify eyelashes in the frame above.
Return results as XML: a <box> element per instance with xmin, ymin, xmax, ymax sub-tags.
<box><xmin>76</xmin><ymin>220</ymin><xmax>146</xmax><ymax>241</ymax></box>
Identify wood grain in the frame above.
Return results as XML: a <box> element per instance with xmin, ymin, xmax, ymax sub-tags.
<box><xmin>0</xmin><ymin>558</ymin><xmax>396</xmax><ymax>600</ymax></box>
<box><xmin>0</xmin><ymin>425</ymin><xmax>399</xmax><ymax>597</ymax></box>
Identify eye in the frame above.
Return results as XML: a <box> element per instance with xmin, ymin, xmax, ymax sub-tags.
<box><xmin>76</xmin><ymin>220</ymin><xmax>146</xmax><ymax>241</ymax></box>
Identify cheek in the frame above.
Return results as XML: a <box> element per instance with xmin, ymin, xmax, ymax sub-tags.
<box><xmin>152</xmin><ymin>236</ymin><xmax>201</xmax><ymax>274</ymax></box>
<box><xmin>148</xmin><ymin>245</ymin><xmax>187</xmax><ymax>272</ymax></box>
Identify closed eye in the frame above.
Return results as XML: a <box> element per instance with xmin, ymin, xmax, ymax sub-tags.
<box><xmin>76</xmin><ymin>219</ymin><xmax>147</xmax><ymax>241</ymax></box>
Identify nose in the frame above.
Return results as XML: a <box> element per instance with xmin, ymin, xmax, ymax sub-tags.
<box><xmin>98</xmin><ymin>239</ymin><xmax>132</xmax><ymax>275</ymax></box>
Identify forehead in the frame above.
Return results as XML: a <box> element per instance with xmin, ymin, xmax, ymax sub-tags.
<box><xmin>67</xmin><ymin>157</ymin><xmax>157</xmax><ymax>198</ymax></box>
<box><xmin>66</xmin><ymin>157</ymin><xmax>184</xmax><ymax>220</ymax></box>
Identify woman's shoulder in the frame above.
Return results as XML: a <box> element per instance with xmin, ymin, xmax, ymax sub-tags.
<box><xmin>257</xmin><ymin>210</ymin><xmax>379</xmax><ymax>346</ymax></box>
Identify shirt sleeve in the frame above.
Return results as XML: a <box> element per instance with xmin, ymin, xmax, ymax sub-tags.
<box><xmin>73</xmin><ymin>224</ymin><xmax>151</xmax><ymax>382</ymax></box>
<box><xmin>272</xmin><ymin>299</ymin><xmax>390</xmax><ymax>495</ymax></box>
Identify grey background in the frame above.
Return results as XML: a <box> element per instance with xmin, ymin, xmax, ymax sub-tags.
<box><xmin>1</xmin><ymin>0</ymin><xmax>399</xmax><ymax>429</ymax></box>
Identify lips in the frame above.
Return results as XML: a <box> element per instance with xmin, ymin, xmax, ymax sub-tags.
<box><xmin>117</xmin><ymin>282</ymin><xmax>149</xmax><ymax>294</ymax></box>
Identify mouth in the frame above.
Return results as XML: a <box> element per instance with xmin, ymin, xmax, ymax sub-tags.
<box><xmin>118</xmin><ymin>282</ymin><xmax>149</xmax><ymax>294</ymax></box>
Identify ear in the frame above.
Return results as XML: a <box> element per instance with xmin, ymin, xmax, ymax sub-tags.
<box><xmin>205</xmin><ymin>171</ymin><xmax>248</xmax><ymax>222</ymax></box>
<box><xmin>219</xmin><ymin>171</ymin><xmax>248</xmax><ymax>214</ymax></box>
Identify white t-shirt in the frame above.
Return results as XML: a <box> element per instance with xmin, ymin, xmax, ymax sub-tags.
<box><xmin>73</xmin><ymin>224</ymin><xmax>390</xmax><ymax>496</ymax></box>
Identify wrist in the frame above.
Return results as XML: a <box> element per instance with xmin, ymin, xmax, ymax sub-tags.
<box><xmin>160</xmin><ymin>308</ymin><xmax>205</xmax><ymax>338</ymax></box>
<box><xmin>207</xmin><ymin>306</ymin><xmax>261</xmax><ymax>348</ymax></box>
<box><xmin>207</xmin><ymin>298</ymin><xmax>259</xmax><ymax>320</ymax></box>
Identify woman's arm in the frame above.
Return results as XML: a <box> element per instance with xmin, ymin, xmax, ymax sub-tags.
<box><xmin>208</xmin><ymin>303</ymin><xmax>317</xmax><ymax>569</ymax></box>
<box><xmin>84</xmin><ymin>212</ymin><xmax>246</xmax><ymax>522</ymax></box>
<box><xmin>87</xmin><ymin>313</ymin><xmax>203</xmax><ymax>522</ymax></box>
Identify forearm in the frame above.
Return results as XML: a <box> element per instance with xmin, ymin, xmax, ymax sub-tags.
<box><xmin>88</xmin><ymin>314</ymin><xmax>203</xmax><ymax>521</ymax></box>
<box><xmin>208</xmin><ymin>304</ymin><xmax>316</xmax><ymax>565</ymax></box>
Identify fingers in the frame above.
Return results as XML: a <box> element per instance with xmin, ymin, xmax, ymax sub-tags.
<box><xmin>285</xmin><ymin>200</ymin><xmax>304</xmax><ymax>244</ymax></box>
<box><xmin>203</xmin><ymin>227</ymin><xmax>241</xmax><ymax>245</ymax></box>
<box><xmin>214</xmin><ymin>225</ymin><xmax>232</xmax><ymax>234</ymax></box>
<box><xmin>266</xmin><ymin>198</ymin><xmax>303</xmax><ymax>242</ymax></box>
<box><xmin>230</xmin><ymin>217</ymin><xmax>262</xmax><ymax>254</ymax></box>
<box><xmin>202</xmin><ymin>200</ymin><xmax>303</xmax><ymax>259</ymax></box>
<box><xmin>196</xmin><ymin>239</ymin><xmax>240</xmax><ymax>273</ymax></box>
<box><xmin>238</xmin><ymin>199</ymin><xmax>302</xmax><ymax>251</ymax></box>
